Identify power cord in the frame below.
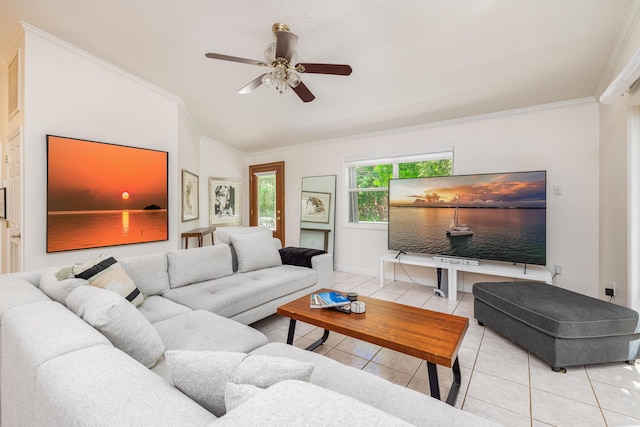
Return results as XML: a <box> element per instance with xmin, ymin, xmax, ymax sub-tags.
<box><xmin>395</xmin><ymin>251</ymin><xmax>425</xmax><ymax>287</ymax></box>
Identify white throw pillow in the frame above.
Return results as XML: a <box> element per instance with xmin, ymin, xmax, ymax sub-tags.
<box><xmin>167</xmin><ymin>245</ymin><xmax>233</xmax><ymax>288</ymax></box>
<box><xmin>165</xmin><ymin>350</ymin><xmax>314</xmax><ymax>417</ymax></box>
<box><xmin>39</xmin><ymin>267</ymin><xmax>88</xmax><ymax>304</ymax></box>
<box><xmin>214</xmin><ymin>226</ymin><xmax>272</xmax><ymax>245</ymax></box>
<box><xmin>229</xmin><ymin>232</ymin><xmax>282</xmax><ymax>273</ymax></box>
<box><xmin>66</xmin><ymin>285</ymin><xmax>165</xmax><ymax>368</ymax></box>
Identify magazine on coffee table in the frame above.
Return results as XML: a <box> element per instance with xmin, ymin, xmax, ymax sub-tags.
<box><xmin>310</xmin><ymin>291</ymin><xmax>351</xmax><ymax>308</ymax></box>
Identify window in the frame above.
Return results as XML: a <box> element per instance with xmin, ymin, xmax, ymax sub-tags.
<box><xmin>345</xmin><ymin>150</ymin><xmax>453</xmax><ymax>224</ymax></box>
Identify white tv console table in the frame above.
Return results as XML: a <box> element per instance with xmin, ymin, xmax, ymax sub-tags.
<box><xmin>379</xmin><ymin>253</ymin><xmax>552</xmax><ymax>301</ymax></box>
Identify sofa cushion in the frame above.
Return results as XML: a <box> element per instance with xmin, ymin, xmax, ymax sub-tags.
<box><xmin>0</xmin><ymin>276</ymin><xmax>51</xmax><ymax>315</ymax></box>
<box><xmin>151</xmin><ymin>310</ymin><xmax>268</xmax><ymax>354</ymax></box>
<box><xmin>119</xmin><ymin>253</ymin><xmax>171</xmax><ymax>296</ymax></box>
<box><xmin>66</xmin><ymin>285</ymin><xmax>165</xmax><ymax>368</ymax></box>
<box><xmin>0</xmin><ymin>301</ymin><xmax>112</xmax><ymax>426</ymax></box>
<box><xmin>229</xmin><ymin>232</ymin><xmax>282</xmax><ymax>273</ymax></box>
<box><xmin>165</xmin><ymin>350</ymin><xmax>313</xmax><ymax>417</ymax></box>
<box><xmin>167</xmin><ymin>245</ymin><xmax>233</xmax><ymax>288</ymax></box>
<box><xmin>35</xmin><ymin>345</ymin><xmax>216</xmax><ymax>426</ymax></box>
<box><xmin>38</xmin><ymin>267</ymin><xmax>88</xmax><ymax>305</ymax></box>
<box><xmin>215</xmin><ymin>380</ymin><xmax>412</xmax><ymax>426</ymax></box>
<box><xmin>71</xmin><ymin>253</ymin><xmax>144</xmax><ymax>307</ymax></box>
<box><xmin>138</xmin><ymin>295</ymin><xmax>192</xmax><ymax>324</ymax></box>
<box><xmin>250</xmin><ymin>342</ymin><xmax>500</xmax><ymax>427</ymax></box>
<box><xmin>162</xmin><ymin>265</ymin><xmax>317</xmax><ymax>318</ymax></box>
<box><xmin>224</xmin><ymin>383</ymin><xmax>262</xmax><ymax>413</ymax></box>
<box><xmin>214</xmin><ymin>226</ymin><xmax>272</xmax><ymax>245</ymax></box>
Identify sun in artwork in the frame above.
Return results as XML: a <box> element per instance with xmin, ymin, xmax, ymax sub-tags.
<box><xmin>121</xmin><ymin>191</ymin><xmax>130</xmax><ymax>200</ymax></box>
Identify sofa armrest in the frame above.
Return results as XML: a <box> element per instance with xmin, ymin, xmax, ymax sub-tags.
<box><xmin>310</xmin><ymin>253</ymin><xmax>333</xmax><ymax>289</ymax></box>
<box><xmin>278</xmin><ymin>247</ymin><xmax>333</xmax><ymax>289</ymax></box>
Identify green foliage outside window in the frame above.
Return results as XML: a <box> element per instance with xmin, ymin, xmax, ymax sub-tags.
<box><xmin>257</xmin><ymin>174</ymin><xmax>276</xmax><ymax>229</ymax></box>
<box><xmin>350</xmin><ymin>159</ymin><xmax>452</xmax><ymax>223</ymax></box>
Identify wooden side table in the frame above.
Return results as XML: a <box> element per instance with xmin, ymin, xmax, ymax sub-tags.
<box><xmin>181</xmin><ymin>227</ymin><xmax>215</xmax><ymax>249</ymax></box>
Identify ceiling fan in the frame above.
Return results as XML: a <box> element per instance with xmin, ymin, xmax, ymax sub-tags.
<box><xmin>205</xmin><ymin>23</ymin><xmax>352</xmax><ymax>102</ymax></box>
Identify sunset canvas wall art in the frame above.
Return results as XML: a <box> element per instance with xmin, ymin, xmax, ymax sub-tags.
<box><xmin>47</xmin><ymin>135</ymin><xmax>168</xmax><ymax>252</ymax></box>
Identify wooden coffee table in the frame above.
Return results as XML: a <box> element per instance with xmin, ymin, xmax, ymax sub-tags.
<box><xmin>277</xmin><ymin>289</ymin><xmax>468</xmax><ymax>405</ymax></box>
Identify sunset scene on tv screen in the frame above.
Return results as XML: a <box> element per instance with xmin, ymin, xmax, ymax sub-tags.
<box><xmin>389</xmin><ymin>171</ymin><xmax>546</xmax><ymax>208</ymax></box>
<box><xmin>47</xmin><ymin>136</ymin><xmax>168</xmax><ymax>252</ymax></box>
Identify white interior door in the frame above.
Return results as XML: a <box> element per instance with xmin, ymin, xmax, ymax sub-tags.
<box><xmin>7</xmin><ymin>127</ymin><xmax>22</xmax><ymax>272</ymax></box>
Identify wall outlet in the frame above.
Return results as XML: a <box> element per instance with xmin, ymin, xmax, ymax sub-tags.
<box><xmin>605</xmin><ymin>288</ymin><xmax>615</xmax><ymax>297</ymax></box>
<box><xmin>554</xmin><ymin>265</ymin><xmax>562</xmax><ymax>275</ymax></box>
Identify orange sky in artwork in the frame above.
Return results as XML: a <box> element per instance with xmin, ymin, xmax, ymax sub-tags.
<box><xmin>47</xmin><ymin>136</ymin><xmax>168</xmax><ymax>211</ymax></box>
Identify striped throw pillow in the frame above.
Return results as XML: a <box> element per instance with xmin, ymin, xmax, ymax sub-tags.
<box><xmin>73</xmin><ymin>253</ymin><xmax>144</xmax><ymax>307</ymax></box>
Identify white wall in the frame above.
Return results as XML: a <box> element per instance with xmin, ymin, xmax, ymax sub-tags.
<box><xmin>598</xmin><ymin>14</ymin><xmax>640</xmax><ymax>308</ymax></box>
<box><xmin>23</xmin><ymin>26</ymin><xmax>180</xmax><ymax>270</ymax></box>
<box><xmin>599</xmin><ymin>99</ymin><xmax>629</xmax><ymax>304</ymax></box>
<box><xmin>199</xmin><ymin>136</ymin><xmax>248</xmax><ymax>228</ymax></box>
<box><xmin>177</xmin><ymin>106</ymin><xmax>204</xmax><ymax>240</ymax></box>
<box><xmin>249</xmin><ymin>99</ymin><xmax>601</xmax><ymax>297</ymax></box>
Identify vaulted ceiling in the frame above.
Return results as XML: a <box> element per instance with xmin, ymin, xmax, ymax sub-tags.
<box><xmin>0</xmin><ymin>0</ymin><xmax>636</xmax><ymax>152</ymax></box>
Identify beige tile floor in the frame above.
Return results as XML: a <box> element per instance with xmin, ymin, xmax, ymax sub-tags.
<box><xmin>251</xmin><ymin>271</ymin><xmax>640</xmax><ymax>427</ymax></box>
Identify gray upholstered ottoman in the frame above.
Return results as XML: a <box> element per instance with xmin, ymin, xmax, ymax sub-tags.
<box><xmin>473</xmin><ymin>281</ymin><xmax>640</xmax><ymax>371</ymax></box>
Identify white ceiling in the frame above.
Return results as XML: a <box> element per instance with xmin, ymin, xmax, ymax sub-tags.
<box><xmin>0</xmin><ymin>0</ymin><xmax>636</xmax><ymax>152</ymax></box>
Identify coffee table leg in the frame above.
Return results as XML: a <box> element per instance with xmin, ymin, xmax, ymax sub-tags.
<box><xmin>286</xmin><ymin>319</ymin><xmax>297</xmax><ymax>345</ymax></box>
<box><xmin>427</xmin><ymin>362</ymin><xmax>440</xmax><ymax>400</ymax></box>
<box><xmin>286</xmin><ymin>320</ymin><xmax>330</xmax><ymax>351</ymax></box>
<box><xmin>427</xmin><ymin>356</ymin><xmax>461</xmax><ymax>406</ymax></box>
<box><xmin>445</xmin><ymin>357</ymin><xmax>462</xmax><ymax>406</ymax></box>
<box><xmin>305</xmin><ymin>329</ymin><xmax>330</xmax><ymax>351</ymax></box>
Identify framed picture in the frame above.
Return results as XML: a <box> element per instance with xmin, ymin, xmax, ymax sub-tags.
<box><xmin>301</xmin><ymin>191</ymin><xmax>331</xmax><ymax>223</ymax></box>
<box><xmin>8</xmin><ymin>49</ymin><xmax>20</xmax><ymax>119</ymax></box>
<box><xmin>0</xmin><ymin>188</ymin><xmax>6</xmax><ymax>219</ymax></box>
<box><xmin>181</xmin><ymin>169</ymin><xmax>199</xmax><ymax>222</ymax></box>
<box><xmin>46</xmin><ymin>135</ymin><xmax>169</xmax><ymax>252</ymax></box>
<box><xmin>209</xmin><ymin>177</ymin><xmax>241</xmax><ymax>227</ymax></box>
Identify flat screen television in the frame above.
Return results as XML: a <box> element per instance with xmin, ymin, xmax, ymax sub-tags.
<box><xmin>388</xmin><ymin>170</ymin><xmax>546</xmax><ymax>266</ymax></box>
<box><xmin>47</xmin><ymin>135</ymin><xmax>169</xmax><ymax>252</ymax></box>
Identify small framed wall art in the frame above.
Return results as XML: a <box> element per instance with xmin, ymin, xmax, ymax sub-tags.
<box><xmin>209</xmin><ymin>177</ymin><xmax>241</xmax><ymax>227</ymax></box>
<box><xmin>301</xmin><ymin>191</ymin><xmax>331</xmax><ymax>223</ymax></box>
<box><xmin>182</xmin><ymin>169</ymin><xmax>199</xmax><ymax>222</ymax></box>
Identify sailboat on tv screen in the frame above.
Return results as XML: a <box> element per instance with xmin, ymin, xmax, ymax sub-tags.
<box><xmin>446</xmin><ymin>195</ymin><xmax>473</xmax><ymax>237</ymax></box>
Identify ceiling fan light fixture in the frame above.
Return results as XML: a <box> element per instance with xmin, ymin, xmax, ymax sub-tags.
<box><xmin>261</xmin><ymin>73</ymin><xmax>276</xmax><ymax>87</ymax></box>
<box><xmin>275</xmin><ymin>78</ymin><xmax>288</xmax><ymax>94</ymax></box>
<box><xmin>264</xmin><ymin>43</ymin><xmax>277</xmax><ymax>63</ymax></box>
<box><xmin>288</xmin><ymin>71</ymin><xmax>301</xmax><ymax>88</ymax></box>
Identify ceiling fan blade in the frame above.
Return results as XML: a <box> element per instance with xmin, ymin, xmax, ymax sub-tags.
<box><xmin>275</xmin><ymin>31</ymin><xmax>298</xmax><ymax>61</ymax></box>
<box><xmin>297</xmin><ymin>63</ymin><xmax>352</xmax><ymax>76</ymax></box>
<box><xmin>205</xmin><ymin>52</ymin><xmax>268</xmax><ymax>67</ymax></box>
<box><xmin>292</xmin><ymin>82</ymin><xmax>315</xmax><ymax>102</ymax></box>
<box><xmin>238</xmin><ymin>74</ymin><xmax>267</xmax><ymax>94</ymax></box>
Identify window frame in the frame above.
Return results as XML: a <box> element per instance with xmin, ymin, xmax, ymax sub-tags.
<box><xmin>343</xmin><ymin>148</ymin><xmax>454</xmax><ymax>229</ymax></box>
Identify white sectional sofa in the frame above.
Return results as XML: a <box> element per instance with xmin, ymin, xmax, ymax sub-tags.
<box><xmin>0</xmin><ymin>227</ymin><xmax>499</xmax><ymax>426</ymax></box>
